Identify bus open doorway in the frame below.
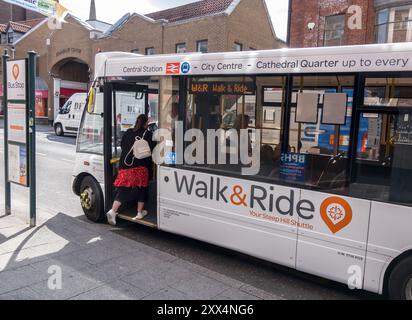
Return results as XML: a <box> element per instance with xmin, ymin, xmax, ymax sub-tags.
<box><xmin>104</xmin><ymin>81</ymin><xmax>159</xmax><ymax>228</ymax></box>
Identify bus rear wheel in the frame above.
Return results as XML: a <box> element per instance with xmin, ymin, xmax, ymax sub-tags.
<box><xmin>388</xmin><ymin>256</ymin><xmax>412</xmax><ymax>300</ymax></box>
<box><xmin>80</xmin><ymin>176</ymin><xmax>105</xmax><ymax>223</ymax></box>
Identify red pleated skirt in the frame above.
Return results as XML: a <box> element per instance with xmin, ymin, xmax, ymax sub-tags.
<box><xmin>114</xmin><ymin>167</ymin><xmax>149</xmax><ymax>188</ymax></box>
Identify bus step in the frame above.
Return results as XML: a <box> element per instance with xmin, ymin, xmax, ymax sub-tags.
<box><xmin>117</xmin><ymin>210</ymin><xmax>158</xmax><ymax>229</ymax></box>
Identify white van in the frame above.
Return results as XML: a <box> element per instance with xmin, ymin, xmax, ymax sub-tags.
<box><xmin>54</xmin><ymin>93</ymin><xmax>87</xmax><ymax>136</ymax></box>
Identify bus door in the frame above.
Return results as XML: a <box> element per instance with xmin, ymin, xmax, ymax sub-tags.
<box><xmin>105</xmin><ymin>82</ymin><xmax>158</xmax><ymax>227</ymax></box>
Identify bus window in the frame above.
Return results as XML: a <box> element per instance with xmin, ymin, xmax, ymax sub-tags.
<box><xmin>364</xmin><ymin>78</ymin><xmax>412</xmax><ymax>107</ymax></box>
<box><xmin>286</xmin><ymin>75</ymin><xmax>355</xmax><ymax>190</ymax></box>
<box><xmin>113</xmin><ymin>90</ymin><xmax>146</xmax><ymax>157</ymax></box>
<box><xmin>185</xmin><ymin>76</ymin><xmax>256</xmax><ymax>173</ymax></box>
<box><xmin>352</xmin><ymin>77</ymin><xmax>412</xmax><ymax>205</ymax></box>
<box><xmin>158</xmin><ymin>77</ymin><xmax>179</xmax><ymax>149</ymax></box>
<box><xmin>77</xmin><ymin>93</ymin><xmax>104</xmax><ymax>154</ymax></box>
<box><xmin>255</xmin><ymin>77</ymin><xmax>286</xmax><ymax>180</ymax></box>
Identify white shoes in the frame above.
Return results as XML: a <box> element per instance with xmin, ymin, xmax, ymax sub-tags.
<box><xmin>106</xmin><ymin>210</ymin><xmax>117</xmax><ymax>226</ymax></box>
<box><xmin>133</xmin><ymin>210</ymin><xmax>148</xmax><ymax>221</ymax></box>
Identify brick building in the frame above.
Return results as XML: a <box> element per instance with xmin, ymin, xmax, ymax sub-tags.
<box><xmin>288</xmin><ymin>0</ymin><xmax>412</xmax><ymax>47</ymax></box>
<box><xmin>0</xmin><ymin>0</ymin><xmax>283</xmax><ymax>122</ymax></box>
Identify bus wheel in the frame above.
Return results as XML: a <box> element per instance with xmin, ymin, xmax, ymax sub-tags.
<box><xmin>79</xmin><ymin>176</ymin><xmax>104</xmax><ymax>223</ymax></box>
<box><xmin>388</xmin><ymin>256</ymin><xmax>412</xmax><ymax>300</ymax></box>
<box><xmin>55</xmin><ymin>123</ymin><xmax>64</xmax><ymax>136</ymax></box>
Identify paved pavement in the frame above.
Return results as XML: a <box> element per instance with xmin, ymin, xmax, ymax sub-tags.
<box><xmin>0</xmin><ymin>201</ymin><xmax>284</xmax><ymax>300</ymax></box>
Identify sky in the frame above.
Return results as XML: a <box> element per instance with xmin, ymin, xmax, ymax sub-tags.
<box><xmin>59</xmin><ymin>0</ymin><xmax>289</xmax><ymax>41</ymax></box>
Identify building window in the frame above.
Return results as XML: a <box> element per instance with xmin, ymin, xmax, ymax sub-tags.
<box><xmin>176</xmin><ymin>43</ymin><xmax>187</xmax><ymax>53</ymax></box>
<box><xmin>145</xmin><ymin>47</ymin><xmax>155</xmax><ymax>55</ymax></box>
<box><xmin>324</xmin><ymin>15</ymin><xmax>345</xmax><ymax>46</ymax></box>
<box><xmin>375</xmin><ymin>5</ymin><xmax>412</xmax><ymax>43</ymax></box>
<box><xmin>197</xmin><ymin>40</ymin><xmax>208</xmax><ymax>53</ymax></box>
<box><xmin>234</xmin><ymin>42</ymin><xmax>243</xmax><ymax>51</ymax></box>
<box><xmin>0</xmin><ymin>33</ymin><xmax>6</xmax><ymax>44</ymax></box>
<box><xmin>7</xmin><ymin>31</ymin><xmax>14</xmax><ymax>44</ymax></box>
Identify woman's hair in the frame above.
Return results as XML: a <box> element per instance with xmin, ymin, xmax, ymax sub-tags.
<box><xmin>134</xmin><ymin>114</ymin><xmax>148</xmax><ymax>131</ymax></box>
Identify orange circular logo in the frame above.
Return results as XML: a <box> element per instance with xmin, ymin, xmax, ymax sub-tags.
<box><xmin>12</xmin><ymin>64</ymin><xmax>20</xmax><ymax>80</ymax></box>
<box><xmin>320</xmin><ymin>197</ymin><xmax>353</xmax><ymax>234</ymax></box>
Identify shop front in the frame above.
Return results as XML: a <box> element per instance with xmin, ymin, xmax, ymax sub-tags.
<box><xmin>35</xmin><ymin>77</ymin><xmax>49</xmax><ymax>118</ymax></box>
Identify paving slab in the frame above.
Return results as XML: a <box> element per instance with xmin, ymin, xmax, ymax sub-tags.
<box><xmin>170</xmin><ymin>273</ymin><xmax>230</xmax><ymax>300</ymax></box>
<box><xmin>29</xmin><ymin>271</ymin><xmax>102</xmax><ymax>300</ymax></box>
<box><xmin>70</xmin><ymin>280</ymin><xmax>148</xmax><ymax>300</ymax></box>
<box><xmin>0</xmin><ymin>287</ymin><xmax>40</xmax><ymax>300</ymax></box>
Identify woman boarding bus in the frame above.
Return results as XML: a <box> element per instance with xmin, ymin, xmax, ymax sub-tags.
<box><xmin>73</xmin><ymin>44</ymin><xmax>412</xmax><ymax>299</ymax></box>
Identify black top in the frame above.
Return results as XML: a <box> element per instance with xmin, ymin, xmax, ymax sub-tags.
<box><xmin>119</xmin><ymin>128</ymin><xmax>155</xmax><ymax>175</ymax></box>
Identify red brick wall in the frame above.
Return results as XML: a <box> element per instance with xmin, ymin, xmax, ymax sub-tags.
<box><xmin>289</xmin><ymin>0</ymin><xmax>375</xmax><ymax>48</ymax></box>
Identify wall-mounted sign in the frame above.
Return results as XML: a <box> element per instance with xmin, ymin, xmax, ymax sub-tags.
<box><xmin>56</xmin><ymin>48</ymin><xmax>82</xmax><ymax>58</ymax></box>
<box><xmin>189</xmin><ymin>82</ymin><xmax>256</xmax><ymax>95</ymax></box>
<box><xmin>8</xmin><ymin>143</ymin><xmax>28</xmax><ymax>187</ymax></box>
<box><xmin>6</xmin><ymin>60</ymin><xmax>26</xmax><ymax>101</ymax></box>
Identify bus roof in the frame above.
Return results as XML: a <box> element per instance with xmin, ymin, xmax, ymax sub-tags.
<box><xmin>95</xmin><ymin>42</ymin><xmax>412</xmax><ymax>79</ymax></box>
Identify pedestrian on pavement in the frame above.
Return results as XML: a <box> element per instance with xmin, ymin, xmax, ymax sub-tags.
<box><xmin>106</xmin><ymin>114</ymin><xmax>155</xmax><ymax>226</ymax></box>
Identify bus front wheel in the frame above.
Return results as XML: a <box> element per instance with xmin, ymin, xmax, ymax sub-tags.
<box><xmin>55</xmin><ymin>123</ymin><xmax>64</xmax><ymax>136</ymax></box>
<box><xmin>80</xmin><ymin>176</ymin><xmax>105</xmax><ymax>223</ymax></box>
<box><xmin>388</xmin><ymin>256</ymin><xmax>412</xmax><ymax>300</ymax></box>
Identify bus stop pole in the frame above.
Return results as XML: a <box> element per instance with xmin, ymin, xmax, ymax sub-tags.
<box><xmin>28</xmin><ymin>51</ymin><xmax>36</xmax><ymax>227</ymax></box>
<box><xmin>2</xmin><ymin>50</ymin><xmax>11</xmax><ymax>216</ymax></box>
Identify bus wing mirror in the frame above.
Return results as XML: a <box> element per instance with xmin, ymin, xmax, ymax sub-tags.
<box><xmin>86</xmin><ymin>87</ymin><xmax>96</xmax><ymax>113</ymax></box>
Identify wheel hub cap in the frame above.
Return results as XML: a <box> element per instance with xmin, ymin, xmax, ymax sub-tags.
<box><xmin>80</xmin><ymin>188</ymin><xmax>93</xmax><ymax>210</ymax></box>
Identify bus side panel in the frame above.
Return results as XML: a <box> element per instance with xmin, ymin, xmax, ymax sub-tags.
<box><xmin>367</xmin><ymin>202</ymin><xmax>412</xmax><ymax>258</ymax></box>
<box><xmin>363</xmin><ymin>252</ymin><xmax>391</xmax><ymax>294</ymax></box>
<box><xmin>296</xmin><ymin>191</ymin><xmax>371</xmax><ymax>288</ymax></box>
<box><xmin>158</xmin><ymin>167</ymin><xmax>298</xmax><ymax>268</ymax></box>
<box><xmin>366</xmin><ymin>202</ymin><xmax>412</xmax><ymax>293</ymax></box>
<box><xmin>73</xmin><ymin>153</ymin><xmax>105</xmax><ymax>185</ymax></box>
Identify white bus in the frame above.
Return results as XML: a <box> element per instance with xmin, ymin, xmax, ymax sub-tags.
<box><xmin>72</xmin><ymin>43</ymin><xmax>412</xmax><ymax>300</ymax></box>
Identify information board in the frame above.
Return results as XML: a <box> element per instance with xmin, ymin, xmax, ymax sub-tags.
<box><xmin>8</xmin><ymin>143</ymin><xmax>27</xmax><ymax>186</ymax></box>
<box><xmin>5</xmin><ymin>59</ymin><xmax>28</xmax><ymax>186</ymax></box>
<box><xmin>6</xmin><ymin>60</ymin><xmax>26</xmax><ymax>101</ymax></box>
<box><xmin>7</xmin><ymin>103</ymin><xmax>27</xmax><ymax>144</ymax></box>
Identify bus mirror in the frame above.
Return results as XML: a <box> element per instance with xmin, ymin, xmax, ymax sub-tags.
<box><xmin>135</xmin><ymin>92</ymin><xmax>144</xmax><ymax>100</ymax></box>
<box><xmin>87</xmin><ymin>87</ymin><xmax>96</xmax><ymax>114</ymax></box>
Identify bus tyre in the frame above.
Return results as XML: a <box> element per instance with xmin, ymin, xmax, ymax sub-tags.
<box><xmin>55</xmin><ymin>123</ymin><xmax>64</xmax><ymax>136</ymax></box>
<box><xmin>388</xmin><ymin>256</ymin><xmax>412</xmax><ymax>300</ymax></box>
<box><xmin>80</xmin><ymin>176</ymin><xmax>105</xmax><ymax>223</ymax></box>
